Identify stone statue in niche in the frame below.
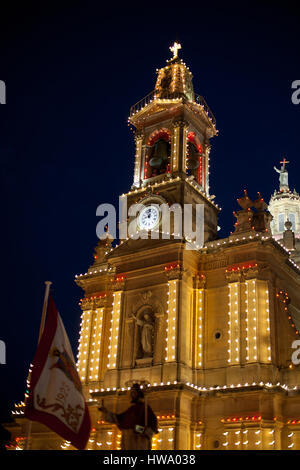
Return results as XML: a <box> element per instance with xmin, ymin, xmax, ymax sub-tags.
<box><xmin>133</xmin><ymin>308</ymin><xmax>154</xmax><ymax>359</ymax></box>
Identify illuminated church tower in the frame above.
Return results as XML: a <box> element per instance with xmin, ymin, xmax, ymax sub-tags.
<box><xmin>73</xmin><ymin>43</ymin><xmax>222</xmax><ymax>449</ymax></box>
<box><xmin>8</xmin><ymin>44</ymin><xmax>300</xmax><ymax>451</ymax></box>
<box><xmin>128</xmin><ymin>40</ymin><xmax>220</xmax><ymax>243</ymax></box>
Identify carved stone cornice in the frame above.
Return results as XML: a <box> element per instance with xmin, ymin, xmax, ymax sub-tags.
<box><xmin>224</xmin><ymin>261</ymin><xmax>270</xmax><ymax>282</ymax></box>
<box><xmin>110</xmin><ymin>275</ymin><xmax>126</xmax><ymax>291</ymax></box>
<box><xmin>80</xmin><ymin>294</ymin><xmax>107</xmax><ymax>311</ymax></box>
<box><xmin>172</xmin><ymin>118</ymin><xmax>188</xmax><ymax>129</ymax></box>
<box><xmin>203</xmin><ymin>257</ymin><xmax>228</xmax><ymax>271</ymax></box>
<box><xmin>225</xmin><ymin>270</ymin><xmax>245</xmax><ymax>282</ymax></box>
<box><xmin>165</xmin><ymin>264</ymin><xmax>184</xmax><ymax>281</ymax></box>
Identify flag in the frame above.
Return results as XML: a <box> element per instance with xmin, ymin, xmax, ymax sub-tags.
<box><xmin>25</xmin><ymin>295</ymin><xmax>91</xmax><ymax>450</ymax></box>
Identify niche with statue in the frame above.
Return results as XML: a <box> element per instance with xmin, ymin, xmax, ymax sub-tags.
<box><xmin>133</xmin><ymin>306</ymin><xmax>155</xmax><ymax>365</ymax></box>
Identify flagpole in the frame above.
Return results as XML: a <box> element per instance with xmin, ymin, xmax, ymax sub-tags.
<box><xmin>38</xmin><ymin>281</ymin><xmax>52</xmax><ymax>343</ymax></box>
<box><xmin>25</xmin><ymin>281</ymin><xmax>52</xmax><ymax>450</ymax></box>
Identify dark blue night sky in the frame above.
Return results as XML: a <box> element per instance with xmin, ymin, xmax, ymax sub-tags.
<box><xmin>0</xmin><ymin>1</ymin><xmax>299</xmax><ymax>422</ymax></box>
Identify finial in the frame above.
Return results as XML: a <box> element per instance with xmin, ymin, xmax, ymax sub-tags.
<box><xmin>253</xmin><ymin>192</ymin><xmax>268</xmax><ymax>211</ymax></box>
<box><xmin>170</xmin><ymin>41</ymin><xmax>182</xmax><ymax>59</ymax></box>
<box><xmin>285</xmin><ymin>218</ymin><xmax>293</xmax><ymax>231</ymax></box>
<box><xmin>237</xmin><ymin>189</ymin><xmax>253</xmax><ymax>210</ymax></box>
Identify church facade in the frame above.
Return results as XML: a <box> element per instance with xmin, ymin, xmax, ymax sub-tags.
<box><xmin>8</xmin><ymin>45</ymin><xmax>300</xmax><ymax>451</ymax></box>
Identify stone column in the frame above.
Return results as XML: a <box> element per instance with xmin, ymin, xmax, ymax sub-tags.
<box><xmin>133</xmin><ymin>131</ymin><xmax>143</xmax><ymax>187</ymax></box>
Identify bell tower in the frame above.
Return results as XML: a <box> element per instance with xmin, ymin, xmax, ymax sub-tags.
<box><xmin>127</xmin><ymin>42</ymin><xmax>220</xmax><ymax>243</ymax></box>
<box><xmin>72</xmin><ymin>45</ymin><xmax>224</xmax><ymax>451</ymax></box>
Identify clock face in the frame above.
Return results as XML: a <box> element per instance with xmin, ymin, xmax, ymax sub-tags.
<box><xmin>138</xmin><ymin>205</ymin><xmax>160</xmax><ymax>230</ymax></box>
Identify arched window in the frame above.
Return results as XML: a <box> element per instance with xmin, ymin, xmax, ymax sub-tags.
<box><xmin>289</xmin><ymin>213</ymin><xmax>296</xmax><ymax>231</ymax></box>
<box><xmin>144</xmin><ymin>129</ymin><xmax>171</xmax><ymax>179</ymax></box>
<box><xmin>187</xmin><ymin>132</ymin><xmax>203</xmax><ymax>185</ymax></box>
<box><xmin>278</xmin><ymin>213</ymin><xmax>285</xmax><ymax>232</ymax></box>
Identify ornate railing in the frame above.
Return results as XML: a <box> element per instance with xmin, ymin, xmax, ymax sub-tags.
<box><xmin>194</xmin><ymin>93</ymin><xmax>216</xmax><ymax>126</ymax></box>
<box><xmin>129</xmin><ymin>90</ymin><xmax>216</xmax><ymax>126</ymax></box>
<box><xmin>130</xmin><ymin>90</ymin><xmax>156</xmax><ymax>117</ymax></box>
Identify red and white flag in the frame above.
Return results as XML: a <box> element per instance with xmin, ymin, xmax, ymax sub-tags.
<box><xmin>25</xmin><ymin>296</ymin><xmax>91</xmax><ymax>450</ymax></box>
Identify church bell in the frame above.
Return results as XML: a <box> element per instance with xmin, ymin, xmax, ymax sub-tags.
<box><xmin>149</xmin><ymin>139</ymin><xmax>170</xmax><ymax>169</ymax></box>
<box><xmin>186</xmin><ymin>142</ymin><xmax>200</xmax><ymax>170</ymax></box>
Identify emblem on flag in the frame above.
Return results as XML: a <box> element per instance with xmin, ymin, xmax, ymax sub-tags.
<box><xmin>50</xmin><ymin>346</ymin><xmax>82</xmax><ymax>393</ymax></box>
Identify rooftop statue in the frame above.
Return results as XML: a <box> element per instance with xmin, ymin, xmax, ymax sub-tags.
<box><xmin>274</xmin><ymin>158</ymin><xmax>289</xmax><ymax>190</ymax></box>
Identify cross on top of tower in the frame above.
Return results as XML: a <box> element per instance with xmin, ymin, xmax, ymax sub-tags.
<box><xmin>280</xmin><ymin>157</ymin><xmax>290</xmax><ymax>170</ymax></box>
<box><xmin>170</xmin><ymin>42</ymin><xmax>182</xmax><ymax>59</ymax></box>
